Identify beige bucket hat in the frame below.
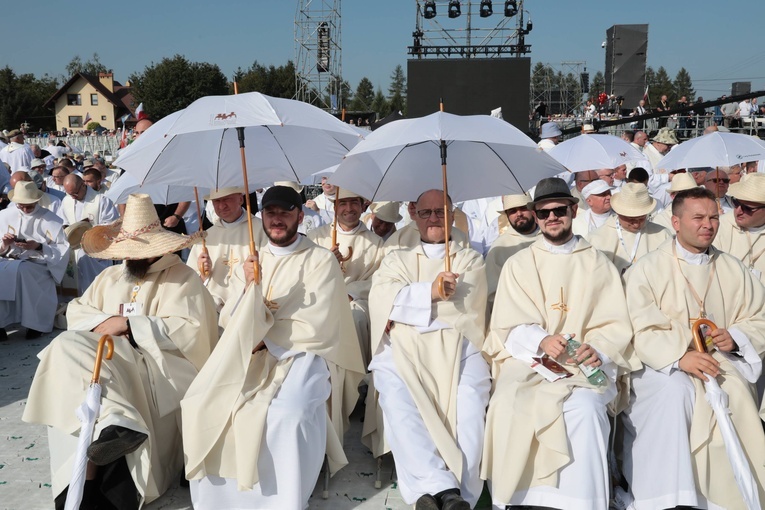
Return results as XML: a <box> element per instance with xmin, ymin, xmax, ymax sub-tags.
<box><xmin>610</xmin><ymin>183</ymin><xmax>656</xmax><ymax>217</ymax></box>
<box><xmin>336</xmin><ymin>188</ymin><xmax>365</xmax><ymax>201</ymax></box>
<box><xmin>370</xmin><ymin>201</ymin><xmax>402</xmax><ymax>223</ymax></box>
<box><xmin>204</xmin><ymin>187</ymin><xmax>245</xmax><ymax>201</ymax></box>
<box><xmin>729</xmin><ymin>173</ymin><xmax>765</xmax><ymax>204</ymax></box>
<box><xmin>8</xmin><ymin>181</ymin><xmax>43</xmax><ymax>204</ymax></box>
<box><xmin>668</xmin><ymin>173</ymin><xmax>698</xmax><ymax>193</ymax></box>
<box><xmin>498</xmin><ymin>193</ymin><xmax>531</xmax><ymax>212</ymax></box>
<box><xmin>81</xmin><ymin>194</ymin><xmax>205</xmax><ymax>260</ymax></box>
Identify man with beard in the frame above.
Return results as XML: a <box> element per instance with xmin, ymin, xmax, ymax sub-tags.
<box><xmin>482</xmin><ymin>177</ymin><xmax>637</xmax><ymax>510</ymax></box>
<box><xmin>621</xmin><ymin>187</ymin><xmax>765</xmax><ymax>509</ymax></box>
<box><xmin>182</xmin><ymin>185</ymin><xmax>365</xmax><ymax>509</ymax></box>
<box><xmin>23</xmin><ymin>193</ymin><xmax>218</xmax><ymax>510</ymax></box>
<box><xmin>308</xmin><ymin>188</ymin><xmax>383</xmax><ymax>367</ymax></box>
<box><xmin>0</xmin><ymin>181</ymin><xmax>68</xmax><ymax>340</ymax></box>
<box><xmin>485</xmin><ymin>193</ymin><xmax>539</xmax><ymax>308</ymax></box>
<box><xmin>364</xmin><ymin>189</ymin><xmax>489</xmax><ymax>510</ymax></box>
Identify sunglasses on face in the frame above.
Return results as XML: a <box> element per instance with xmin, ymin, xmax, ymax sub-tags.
<box><xmin>708</xmin><ymin>178</ymin><xmax>730</xmax><ymax>184</ymax></box>
<box><xmin>534</xmin><ymin>205</ymin><xmax>570</xmax><ymax>220</ymax></box>
<box><xmin>416</xmin><ymin>208</ymin><xmax>446</xmax><ymax>219</ymax></box>
<box><xmin>732</xmin><ymin>197</ymin><xmax>765</xmax><ymax>214</ymax></box>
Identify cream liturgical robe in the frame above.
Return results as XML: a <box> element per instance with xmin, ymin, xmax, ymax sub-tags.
<box><xmin>623</xmin><ymin>239</ymin><xmax>765</xmax><ymax>510</ymax></box>
<box><xmin>588</xmin><ymin>216</ymin><xmax>672</xmax><ymax>276</ymax></box>
<box><xmin>651</xmin><ymin>205</ymin><xmax>674</xmax><ymax>231</ymax></box>
<box><xmin>22</xmin><ymin>254</ymin><xmax>218</xmax><ymax>505</ymax></box>
<box><xmin>182</xmin><ymin>236</ymin><xmax>365</xmax><ymax>491</ymax></box>
<box><xmin>481</xmin><ymin>237</ymin><xmax>638</xmax><ymax>507</ymax></box>
<box><xmin>571</xmin><ymin>208</ymin><xmax>613</xmax><ymax>239</ymax></box>
<box><xmin>484</xmin><ymin>226</ymin><xmax>538</xmax><ymax>307</ymax></box>
<box><xmin>382</xmin><ymin>220</ymin><xmax>470</xmax><ymax>258</ymax></box>
<box><xmin>187</xmin><ymin>211</ymin><xmax>266</xmax><ymax>310</ymax></box>
<box><xmin>714</xmin><ymin>212</ymin><xmax>765</xmax><ymax>284</ymax></box>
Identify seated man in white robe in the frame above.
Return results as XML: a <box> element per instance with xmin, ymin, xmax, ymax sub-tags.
<box><xmin>364</xmin><ymin>201</ymin><xmax>402</xmax><ymax>241</ymax></box>
<box><xmin>366</xmin><ymin>189</ymin><xmax>490</xmax><ymax>510</ymax></box>
<box><xmin>46</xmin><ymin>164</ymin><xmax>69</xmax><ymax>200</ymax></box>
<box><xmin>651</xmin><ymin>172</ymin><xmax>698</xmax><ymax>230</ymax></box>
<box><xmin>9</xmin><ymin>170</ymin><xmax>64</xmax><ymax>221</ymax></box>
<box><xmin>0</xmin><ymin>129</ymin><xmax>34</xmax><ymax>171</ymax></box>
<box><xmin>0</xmin><ymin>181</ymin><xmax>68</xmax><ymax>340</ymax></box>
<box><xmin>182</xmin><ymin>185</ymin><xmax>365</xmax><ymax>510</ymax></box>
<box><xmin>588</xmin><ymin>183</ymin><xmax>672</xmax><ymax>276</ymax></box>
<box><xmin>572</xmin><ymin>179</ymin><xmax>614</xmax><ymax>238</ymax></box>
<box><xmin>61</xmin><ymin>173</ymin><xmax>119</xmax><ymax>294</ymax></box>
<box><xmin>306</xmin><ymin>175</ymin><xmax>337</xmax><ymax>224</ymax></box>
<box><xmin>23</xmin><ymin>193</ymin><xmax>218</xmax><ymax>510</ymax></box>
<box><xmin>705</xmin><ymin>167</ymin><xmax>734</xmax><ymax>214</ymax></box>
<box><xmin>188</xmin><ymin>187</ymin><xmax>266</xmax><ymax>311</ymax></box>
<box><xmin>482</xmin><ymin>177</ymin><xmax>637</xmax><ymax>510</ymax></box>
<box><xmin>622</xmin><ymin>186</ymin><xmax>765</xmax><ymax>509</ymax></box>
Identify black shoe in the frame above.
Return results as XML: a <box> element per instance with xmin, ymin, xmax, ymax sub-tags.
<box><xmin>437</xmin><ymin>489</ymin><xmax>471</xmax><ymax>510</ymax></box>
<box><xmin>25</xmin><ymin>328</ymin><xmax>43</xmax><ymax>339</ymax></box>
<box><xmin>415</xmin><ymin>493</ymin><xmax>440</xmax><ymax>510</ymax></box>
<box><xmin>87</xmin><ymin>426</ymin><xmax>148</xmax><ymax>466</ymax></box>
<box><xmin>0</xmin><ymin>328</ymin><xmax>7</xmax><ymax>341</ymax></box>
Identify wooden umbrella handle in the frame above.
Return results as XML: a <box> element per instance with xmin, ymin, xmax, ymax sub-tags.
<box><xmin>193</xmin><ymin>187</ymin><xmax>210</xmax><ymax>279</ymax></box>
<box><xmin>91</xmin><ymin>335</ymin><xmax>114</xmax><ymax>384</ymax></box>
<box><xmin>691</xmin><ymin>318</ymin><xmax>717</xmax><ymax>353</ymax></box>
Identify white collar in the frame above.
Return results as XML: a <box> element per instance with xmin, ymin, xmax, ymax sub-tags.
<box><xmin>421</xmin><ymin>242</ymin><xmax>446</xmax><ymax>259</ymax></box>
<box><xmin>589</xmin><ymin>209</ymin><xmax>612</xmax><ymax>220</ymax></box>
<box><xmin>219</xmin><ymin>209</ymin><xmax>247</xmax><ymax>228</ymax></box>
<box><xmin>747</xmin><ymin>222</ymin><xmax>765</xmax><ymax>234</ymax></box>
<box><xmin>675</xmin><ymin>238</ymin><xmax>710</xmax><ymax>265</ymax></box>
<box><xmin>543</xmin><ymin>234</ymin><xmax>578</xmax><ymax>254</ymax></box>
<box><xmin>337</xmin><ymin>222</ymin><xmax>362</xmax><ymax>235</ymax></box>
<box><xmin>267</xmin><ymin>235</ymin><xmax>301</xmax><ymax>256</ymax></box>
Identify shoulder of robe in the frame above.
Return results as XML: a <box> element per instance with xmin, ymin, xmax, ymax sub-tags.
<box><xmin>307</xmin><ymin>223</ymin><xmax>332</xmax><ymax>242</ymax></box>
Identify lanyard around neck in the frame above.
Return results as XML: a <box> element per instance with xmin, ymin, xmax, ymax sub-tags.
<box><xmin>672</xmin><ymin>242</ymin><xmax>716</xmax><ymax>318</ymax></box>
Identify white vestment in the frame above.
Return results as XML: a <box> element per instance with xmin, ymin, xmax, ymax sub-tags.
<box><xmin>587</xmin><ymin>216</ymin><xmax>672</xmax><ymax>276</ymax></box>
<box><xmin>0</xmin><ymin>142</ymin><xmax>34</xmax><ymax>172</ymax></box>
<box><xmin>0</xmin><ymin>204</ymin><xmax>69</xmax><ymax>332</ymax></box>
<box><xmin>313</xmin><ymin>192</ymin><xmax>336</xmax><ymax>225</ymax></box>
<box><xmin>571</xmin><ymin>208</ymin><xmax>613</xmax><ymax>239</ymax></box>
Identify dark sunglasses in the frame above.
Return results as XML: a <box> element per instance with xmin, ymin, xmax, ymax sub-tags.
<box><xmin>732</xmin><ymin>197</ymin><xmax>765</xmax><ymax>214</ymax></box>
<box><xmin>534</xmin><ymin>205</ymin><xmax>570</xmax><ymax>220</ymax></box>
<box><xmin>708</xmin><ymin>178</ymin><xmax>730</xmax><ymax>184</ymax></box>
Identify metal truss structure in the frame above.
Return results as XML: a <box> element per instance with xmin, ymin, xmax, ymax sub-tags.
<box><xmin>294</xmin><ymin>0</ymin><xmax>342</xmax><ymax>111</ymax></box>
<box><xmin>530</xmin><ymin>61</ymin><xmax>587</xmax><ymax>117</ymax></box>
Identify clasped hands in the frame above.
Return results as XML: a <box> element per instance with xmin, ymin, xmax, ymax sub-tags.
<box><xmin>540</xmin><ymin>333</ymin><xmax>602</xmax><ymax>368</ymax></box>
<box><xmin>680</xmin><ymin>328</ymin><xmax>737</xmax><ymax>381</ymax></box>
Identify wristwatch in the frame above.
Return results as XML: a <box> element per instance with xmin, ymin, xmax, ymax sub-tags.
<box><xmin>172</xmin><ymin>213</ymin><xmax>183</xmax><ymax>221</ymax></box>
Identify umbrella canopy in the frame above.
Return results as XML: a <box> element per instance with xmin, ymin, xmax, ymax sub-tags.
<box><xmin>105</xmin><ymin>173</ymin><xmax>209</xmax><ymax>205</ymax></box>
<box><xmin>113</xmin><ymin>92</ymin><xmax>363</xmax><ymax>189</ymax></box>
<box><xmin>657</xmin><ymin>131</ymin><xmax>765</xmax><ymax>171</ymax></box>
<box><xmin>329</xmin><ymin>111</ymin><xmax>566</xmax><ymax>203</ymax></box>
<box><xmin>547</xmin><ymin>134</ymin><xmax>645</xmax><ymax>173</ymax></box>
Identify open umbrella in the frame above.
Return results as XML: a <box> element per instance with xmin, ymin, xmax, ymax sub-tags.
<box><xmin>547</xmin><ymin>133</ymin><xmax>645</xmax><ymax>172</ymax></box>
<box><xmin>691</xmin><ymin>318</ymin><xmax>761</xmax><ymax>510</ymax></box>
<box><xmin>64</xmin><ymin>335</ymin><xmax>114</xmax><ymax>510</ymax></box>
<box><xmin>657</xmin><ymin>131</ymin><xmax>765</xmax><ymax>171</ymax></box>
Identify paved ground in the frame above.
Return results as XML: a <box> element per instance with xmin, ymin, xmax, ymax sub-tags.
<box><xmin>0</xmin><ymin>327</ymin><xmax>492</xmax><ymax>510</ymax></box>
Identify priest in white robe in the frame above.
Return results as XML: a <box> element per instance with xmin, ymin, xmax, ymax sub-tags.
<box><xmin>61</xmin><ymin>173</ymin><xmax>119</xmax><ymax>294</ymax></box>
<box><xmin>23</xmin><ymin>193</ymin><xmax>218</xmax><ymax>510</ymax></box>
<box><xmin>182</xmin><ymin>185</ymin><xmax>365</xmax><ymax>510</ymax></box>
<box><xmin>571</xmin><ymin>179</ymin><xmax>614</xmax><ymax>238</ymax></box>
<box><xmin>188</xmin><ymin>187</ymin><xmax>266</xmax><ymax>311</ymax></box>
<box><xmin>364</xmin><ymin>201</ymin><xmax>402</xmax><ymax>241</ymax></box>
<box><xmin>306</xmin><ymin>176</ymin><xmax>337</xmax><ymax>225</ymax></box>
<box><xmin>365</xmin><ymin>189</ymin><xmax>490</xmax><ymax>509</ymax></box>
<box><xmin>482</xmin><ymin>177</ymin><xmax>638</xmax><ymax>510</ymax></box>
<box><xmin>308</xmin><ymin>188</ymin><xmax>383</xmax><ymax>367</ymax></box>
<box><xmin>0</xmin><ymin>129</ymin><xmax>34</xmax><ymax>172</ymax></box>
<box><xmin>651</xmin><ymin>172</ymin><xmax>698</xmax><ymax>231</ymax></box>
<box><xmin>0</xmin><ymin>181</ymin><xmax>69</xmax><ymax>339</ymax></box>
<box><xmin>10</xmin><ymin>170</ymin><xmax>65</xmax><ymax>221</ymax></box>
<box><xmin>622</xmin><ymin>186</ymin><xmax>765</xmax><ymax>510</ymax></box>
<box><xmin>705</xmin><ymin>167</ymin><xmax>735</xmax><ymax>214</ymax></box>
<box><xmin>588</xmin><ymin>183</ymin><xmax>672</xmax><ymax>276</ymax></box>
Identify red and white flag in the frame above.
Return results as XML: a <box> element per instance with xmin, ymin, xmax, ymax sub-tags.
<box><xmin>84</xmin><ymin>112</ymin><xmax>92</xmax><ymax>124</ymax></box>
<box><xmin>135</xmin><ymin>103</ymin><xmax>147</xmax><ymax>120</ymax></box>
<box><xmin>642</xmin><ymin>84</ymin><xmax>649</xmax><ymax>103</ymax></box>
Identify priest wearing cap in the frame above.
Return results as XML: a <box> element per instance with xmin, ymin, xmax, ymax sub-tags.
<box><xmin>188</xmin><ymin>187</ymin><xmax>266</xmax><ymax>312</ymax></box>
<box><xmin>651</xmin><ymin>172</ymin><xmax>698</xmax><ymax>231</ymax></box>
<box><xmin>621</xmin><ymin>186</ymin><xmax>765</xmax><ymax>509</ymax></box>
<box><xmin>537</xmin><ymin>122</ymin><xmax>562</xmax><ymax>151</ymax></box>
<box><xmin>182</xmin><ymin>185</ymin><xmax>365</xmax><ymax>510</ymax></box>
<box><xmin>485</xmin><ymin>193</ymin><xmax>539</xmax><ymax>308</ymax></box>
<box><xmin>23</xmin><ymin>193</ymin><xmax>218</xmax><ymax>509</ymax></box>
<box><xmin>589</xmin><ymin>183</ymin><xmax>672</xmax><ymax>276</ymax></box>
<box><xmin>364</xmin><ymin>189</ymin><xmax>489</xmax><ymax>510</ymax></box>
<box><xmin>273</xmin><ymin>180</ymin><xmax>325</xmax><ymax>234</ymax></box>
<box><xmin>308</xmin><ymin>188</ymin><xmax>383</xmax><ymax>367</ymax></box>
<box><xmin>571</xmin><ymin>179</ymin><xmax>614</xmax><ymax>238</ymax></box>
<box><xmin>0</xmin><ymin>181</ymin><xmax>69</xmax><ymax>340</ymax></box>
<box><xmin>482</xmin><ymin>177</ymin><xmax>637</xmax><ymax>510</ymax></box>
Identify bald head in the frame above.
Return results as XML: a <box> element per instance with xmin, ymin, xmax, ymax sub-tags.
<box><xmin>9</xmin><ymin>171</ymin><xmax>31</xmax><ymax>189</ymax></box>
<box><xmin>63</xmin><ymin>174</ymin><xmax>87</xmax><ymax>200</ymax></box>
<box><xmin>134</xmin><ymin>119</ymin><xmax>153</xmax><ymax>139</ymax></box>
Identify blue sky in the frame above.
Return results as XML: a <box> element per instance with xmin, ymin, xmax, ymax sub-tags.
<box><xmin>9</xmin><ymin>0</ymin><xmax>765</xmax><ymax>98</ymax></box>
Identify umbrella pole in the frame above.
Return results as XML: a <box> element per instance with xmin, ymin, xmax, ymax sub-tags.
<box><xmin>193</xmin><ymin>187</ymin><xmax>210</xmax><ymax>279</ymax></box>
<box><xmin>440</xmin><ymin>141</ymin><xmax>451</xmax><ymax>273</ymax></box>
<box><xmin>236</xmin><ymin>127</ymin><xmax>260</xmax><ymax>285</ymax></box>
<box><xmin>331</xmin><ymin>187</ymin><xmax>353</xmax><ymax>267</ymax></box>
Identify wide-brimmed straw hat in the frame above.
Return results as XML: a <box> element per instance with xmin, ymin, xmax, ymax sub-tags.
<box><xmin>81</xmin><ymin>193</ymin><xmax>205</xmax><ymax>260</ymax></box>
<box><xmin>370</xmin><ymin>201</ymin><xmax>402</xmax><ymax>223</ymax></box>
<box><xmin>204</xmin><ymin>187</ymin><xmax>245</xmax><ymax>201</ymax></box>
<box><xmin>8</xmin><ymin>181</ymin><xmax>43</xmax><ymax>204</ymax></box>
<box><xmin>610</xmin><ymin>183</ymin><xmax>656</xmax><ymax>217</ymax></box>
<box><xmin>498</xmin><ymin>193</ymin><xmax>531</xmax><ymax>212</ymax></box>
<box><xmin>668</xmin><ymin>173</ymin><xmax>698</xmax><ymax>193</ymax></box>
<box><xmin>336</xmin><ymin>188</ymin><xmax>365</xmax><ymax>201</ymax></box>
<box><xmin>65</xmin><ymin>220</ymin><xmax>92</xmax><ymax>250</ymax></box>
<box><xmin>729</xmin><ymin>173</ymin><xmax>765</xmax><ymax>204</ymax></box>
<box><xmin>651</xmin><ymin>127</ymin><xmax>679</xmax><ymax>145</ymax></box>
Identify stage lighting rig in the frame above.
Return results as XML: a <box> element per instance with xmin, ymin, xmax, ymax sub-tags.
<box><xmin>504</xmin><ymin>0</ymin><xmax>518</xmax><ymax>17</ymax></box>
<box><xmin>423</xmin><ymin>1</ymin><xmax>437</xmax><ymax>19</ymax></box>
<box><xmin>479</xmin><ymin>0</ymin><xmax>493</xmax><ymax>17</ymax></box>
<box><xmin>448</xmin><ymin>1</ymin><xmax>461</xmax><ymax>18</ymax></box>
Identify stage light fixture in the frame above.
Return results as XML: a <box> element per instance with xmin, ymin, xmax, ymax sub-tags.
<box><xmin>423</xmin><ymin>1</ymin><xmax>437</xmax><ymax>19</ymax></box>
<box><xmin>479</xmin><ymin>0</ymin><xmax>493</xmax><ymax>17</ymax></box>
<box><xmin>504</xmin><ymin>0</ymin><xmax>518</xmax><ymax>17</ymax></box>
<box><xmin>526</xmin><ymin>19</ymin><xmax>533</xmax><ymax>32</ymax></box>
<box><xmin>448</xmin><ymin>0</ymin><xmax>461</xmax><ymax>18</ymax></box>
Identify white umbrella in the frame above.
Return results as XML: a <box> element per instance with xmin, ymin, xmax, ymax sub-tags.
<box><xmin>691</xmin><ymin>318</ymin><xmax>762</xmax><ymax>510</ymax></box>
<box><xmin>547</xmin><ymin>134</ymin><xmax>645</xmax><ymax>172</ymax></box>
<box><xmin>104</xmin><ymin>173</ymin><xmax>209</xmax><ymax>205</ymax></box>
<box><xmin>65</xmin><ymin>335</ymin><xmax>114</xmax><ymax>510</ymax></box>
<box><xmin>657</xmin><ymin>131</ymin><xmax>765</xmax><ymax>171</ymax></box>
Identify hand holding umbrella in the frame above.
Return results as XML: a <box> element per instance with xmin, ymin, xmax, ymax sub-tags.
<box><xmin>331</xmin><ymin>187</ymin><xmax>353</xmax><ymax>271</ymax></box>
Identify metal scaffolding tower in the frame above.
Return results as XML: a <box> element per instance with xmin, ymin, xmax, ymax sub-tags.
<box><xmin>530</xmin><ymin>61</ymin><xmax>586</xmax><ymax>116</ymax></box>
<box><xmin>294</xmin><ymin>0</ymin><xmax>342</xmax><ymax>111</ymax></box>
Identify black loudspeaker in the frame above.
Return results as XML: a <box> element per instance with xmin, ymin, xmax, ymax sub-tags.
<box><xmin>407</xmin><ymin>58</ymin><xmax>531</xmax><ymax>132</ymax></box>
<box><xmin>317</xmin><ymin>22</ymin><xmax>330</xmax><ymax>73</ymax></box>
<box><xmin>604</xmin><ymin>24</ymin><xmax>648</xmax><ymax>109</ymax></box>
<box><xmin>732</xmin><ymin>81</ymin><xmax>751</xmax><ymax>96</ymax></box>
<box><xmin>580</xmin><ymin>72</ymin><xmax>590</xmax><ymax>94</ymax></box>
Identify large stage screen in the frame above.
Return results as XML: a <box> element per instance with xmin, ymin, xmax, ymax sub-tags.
<box><xmin>407</xmin><ymin>58</ymin><xmax>531</xmax><ymax>132</ymax></box>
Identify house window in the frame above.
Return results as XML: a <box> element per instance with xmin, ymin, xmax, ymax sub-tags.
<box><xmin>68</xmin><ymin>116</ymin><xmax>83</xmax><ymax>128</ymax></box>
<box><xmin>101</xmin><ymin>115</ymin><xmax>107</xmax><ymax>121</ymax></box>
<box><xmin>91</xmin><ymin>94</ymin><xmax>99</xmax><ymax>106</ymax></box>
<box><xmin>67</xmin><ymin>94</ymin><xmax>81</xmax><ymax>106</ymax></box>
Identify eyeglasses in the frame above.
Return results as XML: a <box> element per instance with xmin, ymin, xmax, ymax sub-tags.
<box><xmin>534</xmin><ymin>205</ymin><xmax>570</xmax><ymax>220</ymax></box>
<box><xmin>416</xmin><ymin>208</ymin><xmax>447</xmax><ymax>219</ymax></box>
<box><xmin>707</xmin><ymin>178</ymin><xmax>730</xmax><ymax>184</ymax></box>
<box><xmin>732</xmin><ymin>197</ymin><xmax>765</xmax><ymax>214</ymax></box>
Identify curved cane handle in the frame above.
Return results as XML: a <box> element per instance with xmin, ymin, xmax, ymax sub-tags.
<box><xmin>691</xmin><ymin>318</ymin><xmax>717</xmax><ymax>353</ymax></box>
<box><xmin>91</xmin><ymin>335</ymin><xmax>114</xmax><ymax>384</ymax></box>
<box><xmin>198</xmin><ymin>246</ymin><xmax>211</xmax><ymax>279</ymax></box>
<box><xmin>436</xmin><ymin>275</ymin><xmax>448</xmax><ymax>301</ymax></box>
<box><xmin>339</xmin><ymin>246</ymin><xmax>353</xmax><ymax>263</ymax></box>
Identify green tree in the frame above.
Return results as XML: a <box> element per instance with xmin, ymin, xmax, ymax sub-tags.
<box><xmin>388</xmin><ymin>65</ymin><xmax>407</xmax><ymax>114</ymax></box>
<box><xmin>129</xmin><ymin>55</ymin><xmax>229</xmax><ymax>120</ymax></box>
<box><xmin>673</xmin><ymin>67</ymin><xmax>695</xmax><ymax>102</ymax></box>
<box><xmin>371</xmin><ymin>87</ymin><xmax>389</xmax><ymax>118</ymax></box>
<box><xmin>66</xmin><ymin>53</ymin><xmax>109</xmax><ymax>78</ymax></box>
<box><xmin>350</xmin><ymin>77</ymin><xmax>375</xmax><ymax>112</ymax></box>
<box><xmin>588</xmin><ymin>71</ymin><xmax>605</xmax><ymax>102</ymax></box>
<box><xmin>649</xmin><ymin>66</ymin><xmax>675</xmax><ymax>106</ymax></box>
<box><xmin>235</xmin><ymin>60</ymin><xmax>296</xmax><ymax>98</ymax></box>
<box><xmin>86</xmin><ymin>121</ymin><xmax>101</xmax><ymax>131</ymax></box>
<box><xmin>0</xmin><ymin>67</ymin><xmax>58</xmax><ymax>131</ymax></box>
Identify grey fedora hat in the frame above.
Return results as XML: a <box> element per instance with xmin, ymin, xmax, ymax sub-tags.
<box><xmin>528</xmin><ymin>177</ymin><xmax>579</xmax><ymax>208</ymax></box>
